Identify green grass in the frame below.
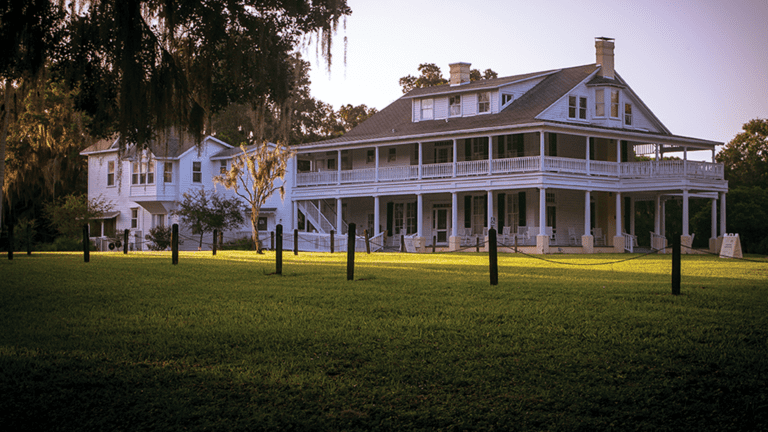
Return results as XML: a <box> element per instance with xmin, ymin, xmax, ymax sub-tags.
<box><xmin>1</xmin><ymin>251</ymin><xmax>767</xmax><ymax>431</ymax></box>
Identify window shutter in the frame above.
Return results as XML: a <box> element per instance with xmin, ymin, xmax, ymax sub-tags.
<box><xmin>386</xmin><ymin>202</ymin><xmax>394</xmax><ymax>236</ymax></box>
<box><xmin>589</xmin><ymin>137</ymin><xmax>595</xmax><ymax>160</ymax></box>
<box><xmin>548</xmin><ymin>133</ymin><xmax>558</xmax><ymax>157</ymax></box>
<box><xmin>464</xmin><ymin>196</ymin><xmax>472</xmax><ymax>228</ymax></box>
<box><xmin>514</xmin><ymin>134</ymin><xmax>525</xmax><ymax>157</ymax></box>
<box><xmin>621</xmin><ymin>140</ymin><xmax>628</xmax><ymax>163</ymax></box>
<box><xmin>497</xmin><ymin>135</ymin><xmax>504</xmax><ymax>158</ymax></box>
<box><xmin>465</xmin><ymin>140</ymin><xmax>472</xmax><ymax>161</ymax></box>
<box><xmin>518</xmin><ymin>192</ymin><xmax>526</xmax><ymax>227</ymax></box>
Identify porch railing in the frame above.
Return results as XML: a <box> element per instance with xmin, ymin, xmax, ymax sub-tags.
<box><xmin>295</xmin><ymin>157</ymin><xmax>724</xmax><ymax>186</ymax></box>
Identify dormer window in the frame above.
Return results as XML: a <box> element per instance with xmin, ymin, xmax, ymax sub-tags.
<box><xmin>568</xmin><ymin>96</ymin><xmax>587</xmax><ymax>120</ymax></box>
<box><xmin>624</xmin><ymin>103</ymin><xmax>633</xmax><ymax>126</ymax></box>
<box><xmin>421</xmin><ymin>98</ymin><xmax>433</xmax><ymax>120</ymax></box>
<box><xmin>595</xmin><ymin>88</ymin><xmax>605</xmax><ymax>117</ymax></box>
<box><xmin>501</xmin><ymin>93</ymin><xmax>514</xmax><ymax>106</ymax></box>
<box><xmin>449</xmin><ymin>95</ymin><xmax>461</xmax><ymax>116</ymax></box>
<box><xmin>610</xmin><ymin>89</ymin><xmax>620</xmax><ymax>118</ymax></box>
<box><xmin>478</xmin><ymin>92</ymin><xmax>490</xmax><ymax>113</ymax></box>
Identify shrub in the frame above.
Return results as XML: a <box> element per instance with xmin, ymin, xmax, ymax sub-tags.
<box><xmin>145</xmin><ymin>226</ymin><xmax>179</xmax><ymax>251</ymax></box>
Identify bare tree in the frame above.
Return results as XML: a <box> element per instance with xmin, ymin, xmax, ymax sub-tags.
<box><xmin>214</xmin><ymin>144</ymin><xmax>291</xmax><ymax>252</ymax></box>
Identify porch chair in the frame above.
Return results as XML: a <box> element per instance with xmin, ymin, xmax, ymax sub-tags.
<box><xmin>517</xmin><ymin>227</ymin><xmax>530</xmax><ymax>245</ymax></box>
<box><xmin>502</xmin><ymin>226</ymin><xmax>512</xmax><ymax>245</ymax></box>
<box><xmin>568</xmin><ymin>227</ymin><xmax>580</xmax><ymax>246</ymax></box>
<box><xmin>592</xmin><ymin>227</ymin><xmax>606</xmax><ymax>246</ymax></box>
<box><xmin>462</xmin><ymin>228</ymin><xmax>475</xmax><ymax>246</ymax></box>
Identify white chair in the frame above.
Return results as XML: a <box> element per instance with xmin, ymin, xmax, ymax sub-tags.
<box><xmin>502</xmin><ymin>226</ymin><xmax>511</xmax><ymax>244</ymax></box>
<box><xmin>568</xmin><ymin>227</ymin><xmax>580</xmax><ymax>246</ymax></box>
<box><xmin>592</xmin><ymin>227</ymin><xmax>606</xmax><ymax>246</ymax></box>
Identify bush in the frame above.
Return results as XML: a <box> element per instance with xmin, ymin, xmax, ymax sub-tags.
<box><xmin>145</xmin><ymin>226</ymin><xmax>179</xmax><ymax>251</ymax></box>
<box><xmin>221</xmin><ymin>236</ymin><xmax>255</xmax><ymax>251</ymax></box>
<box><xmin>38</xmin><ymin>237</ymin><xmax>94</xmax><ymax>251</ymax></box>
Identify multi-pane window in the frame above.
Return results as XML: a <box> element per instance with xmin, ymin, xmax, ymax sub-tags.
<box><xmin>131</xmin><ymin>208</ymin><xmax>138</xmax><ymax>229</ymax></box>
<box><xmin>219</xmin><ymin>160</ymin><xmax>228</xmax><ymax>174</ymax></box>
<box><xmin>192</xmin><ymin>161</ymin><xmax>202</xmax><ymax>183</ymax></box>
<box><xmin>546</xmin><ymin>192</ymin><xmax>556</xmax><ymax>231</ymax></box>
<box><xmin>610</xmin><ymin>89</ymin><xmax>620</xmax><ymax>118</ymax></box>
<box><xmin>164</xmin><ymin>162</ymin><xmax>173</xmax><ymax>183</ymax></box>
<box><xmin>388</xmin><ymin>148</ymin><xmax>396</xmax><ymax>162</ymax></box>
<box><xmin>624</xmin><ymin>103</ymin><xmax>633</xmax><ymax>126</ymax></box>
<box><xmin>421</xmin><ymin>98</ymin><xmax>433</xmax><ymax>120</ymax></box>
<box><xmin>131</xmin><ymin>161</ymin><xmax>154</xmax><ymax>185</ymax></box>
<box><xmin>595</xmin><ymin>88</ymin><xmax>605</xmax><ymax>117</ymax></box>
<box><xmin>478</xmin><ymin>92</ymin><xmax>490</xmax><ymax>113</ymax></box>
<box><xmin>449</xmin><ymin>95</ymin><xmax>461</xmax><ymax>116</ymax></box>
<box><xmin>569</xmin><ymin>96</ymin><xmax>587</xmax><ymax>119</ymax></box>
<box><xmin>107</xmin><ymin>161</ymin><xmax>115</xmax><ymax>186</ymax></box>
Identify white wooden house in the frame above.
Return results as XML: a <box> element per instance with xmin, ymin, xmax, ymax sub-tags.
<box><xmin>81</xmin><ymin>134</ymin><xmax>292</xmax><ymax>251</ymax></box>
<box><xmin>290</xmin><ymin>37</ymin><xmax>728</xmax><ymax>253</ymax></box>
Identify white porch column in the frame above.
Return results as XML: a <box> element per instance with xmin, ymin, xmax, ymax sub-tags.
<box><xmin>488</xmin><ymin>136</ymin><xmax>493</xmax><ymax>175</ymax></box>
<box><xmin>375</xmin><ymin>146</ymin><xmax>380</xmax><ymax>182</ymax></box>
<box><xmin>630</xmin><ymin>196</ymin><xmax>636</xmax><ymax>236</ymax></box>
<box><xmin>583</xmin><ymin>191</ymin><xmax>594</xmax><ymax>253</ymax></box>
<box><xmin>418</xmin><ymin>142</ymin><xmax>423</xmax><ymax>180</ymax></box>
<box><xmin>452</xmin><ymin>139</ymin><xmax>457</xmax><ymax>177</ymax></box>
<box><xmin>539</xmin><ymin>132</ymin><xmax>545</xmax><ymax>170</ymax></box>
<box><xmin>585</xmin><ymin>136</ymin><xmax>591</xmax><ymax>175</ymax></box>
<box><xmin>416</xmin><ymin>193</ymin><xmax>424</xmax><ymax>237</ymax></box>
<box><xmin>336</xmin><ymin>197</ymin><xmax>343</xmax><ymax>234</ymax></box>
<box><xmin>584</xmin><ymin>191</ymin><xmax>591</xmax><ymax>235</ymax></box>
<box><xmin>452</xmin><ymin>192</ymin><xmax>458</xmax><ymax>237</ymax></box>
<box><xmin>711</xmin><ymin>198</ymin><xmax>717</xmax><ymax>240</ymax></box>
<box><xmin>337</xmin><ymin>149</ymin><xmax>341</xmax><ymax>185</ymax></box>
<box><xmin>616</xmin><ymin>140</ymin><xmax>621</xmax><ymax>163</ymax></box>
<box><xmin>720</xmin><ymin>192</ymin><xmax>726</xmax><ymax>235</ymax></box>
<box><xmin>487</xmin><ymin>190</ymin><xmax>494</xmax><ymax>230</ymax></box>
<box><xmin>374</xmin><ymin>196</ymin><xmax>380</xmax><ymax>236</ymax></box>
<box><xmin>539</xmin><ymin>187</ymin><xmax>546</xmax><ymax>236</ymax></box>
<box><xmin>654</xmin><ymin>194</ymin><xmax>661</xmax><ymax>234</ymax></box>
<box><xmin>684</xmin><ymin>147</ymin><xmax>688</xmax><ymax>176</ymax></box>
<box><xmin>615</xmin><ymin>192</ymin><xmax>622</xmax><ymax>237</ymax></box>
<box><xmin>682</xmin><ymin>189</ymin><xmax>689</xmax><ymax>236</ymax></box>
<box><xmin>661</xmin><ymin>199</ymin><xmax>666</xmax><ymax>237</ymax></box>
<box><xmin>293</xmin><ymin>200</ymin><xmax>298</xmax><ymax>231</ymax></box>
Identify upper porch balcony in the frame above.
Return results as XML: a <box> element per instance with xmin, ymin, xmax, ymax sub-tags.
<box><xmin>295</xmin><ymin>156</ymin><xmax>724</xmax><ymax>187</ymax></box>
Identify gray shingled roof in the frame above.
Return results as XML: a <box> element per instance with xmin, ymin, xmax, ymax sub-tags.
<box><xmin>298</xmin><ymin>63</ymin><xmax>602</xmax><ymax>147</ymax></box>
<box><xmin>81</xmin><ymin>132</ymin><xmax>230</xmax><ymax>159</ymax></box>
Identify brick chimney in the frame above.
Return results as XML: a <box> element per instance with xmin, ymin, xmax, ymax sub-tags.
<box><xmin>449</xmin><ymin>62</ymin><xmax>471</xmax><ymax>86</ymax></box>
<box><xmin>595</xmin><ymin>37</ymin><xmax>615</xmax><ymax>79</ymax></box>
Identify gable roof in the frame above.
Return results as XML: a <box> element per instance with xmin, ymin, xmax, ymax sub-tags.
<box><xmin>298</xmin><ymin>64</ymin><xmax>601</xmax><ymax>147</ymax></box>
<box><xmin>81</xmin><ymin>133</ymin><xmax>233</xmax><ymax>159</ymax></box>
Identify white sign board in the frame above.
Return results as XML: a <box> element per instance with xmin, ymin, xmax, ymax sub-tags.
<box><xmin>719</xmin><ymin>234</ymin><xmax>743</xmax><ymax>259</ymax></box>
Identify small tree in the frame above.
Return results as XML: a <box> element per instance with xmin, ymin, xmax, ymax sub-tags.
<box><xmin>172</xmin><ymin>188</ymin><xmax>244</xmax><ymax>249</ymax></box>
<box><xmin>145</xmin><ymin>225</ymin><xmax>178</xmax><ymax>251</ymax></box>
<box><xmin>215</xmin><ymin>143</ymin><xmax>290</xmax><ymax>252</ymax></box>
<box><xmin>43</xmin><ymin>194</ymin><xmax>113</xmax><ymax>240</ymax></box>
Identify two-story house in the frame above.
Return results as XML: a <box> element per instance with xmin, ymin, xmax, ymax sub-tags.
<box><xmin>81</xmin><ymin>133</ymin><xmax>292</xmax><ymax>251</ymax></box>
<box><xmin>290</xmin><ymin>37</ymin><xmax>728</xmax><ymax>254</ymax></box>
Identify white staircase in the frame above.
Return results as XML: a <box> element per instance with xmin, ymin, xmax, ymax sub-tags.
<box><xmin>298</xmin><ymin>201</ymin><xmax>346</xmax><ymax>234</ymax></box>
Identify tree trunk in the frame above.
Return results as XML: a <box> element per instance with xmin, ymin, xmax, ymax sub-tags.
<box><xmin>0</xmin><ymin>79</ymin><xmax>11</xmax><ymax>230</ymax></box>
<box><xmin>251</xmin><ymin>208</ymin><xmax>261</xmax><ymax>253</ymax></box>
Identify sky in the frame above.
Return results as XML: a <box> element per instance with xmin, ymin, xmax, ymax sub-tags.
<box><xmin>304</xmin><ymin>0</ymin><xmax>768</xmax><ymax>159</ymax></box>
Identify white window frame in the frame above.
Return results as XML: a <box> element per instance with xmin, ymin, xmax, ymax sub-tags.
<box><xmin>595</xmin><ymin>88</ymin><xmax>605</xmax><ymax>117</ymax></box>
<box><xmin>131</xmin><ymin>161</ymin><xmax>154</xmax><ymax>185</ymax></box>
<box><xmin>421</xmin><ymin>98</ymin><xmax>434</xmax><ymax>120</ymax></box>
<box><xmin>624</xmin><ymin>103</ymin><xmax>633</xmax><ymax>126</ymax></box>
<box><xmin>478</xmin><ymin>91</ymin><xmax>490</xmax><ymax>113</ymax></box>
<box><xmin>501</xmin><ymin>93</ymin><xmax>514</xmax><ymax>107</ymax></box>
<box><xmin>192</xmin><ymin>161</ymin><xmax>202</xmax><ymax>183</ymax></box>
<box><xmin>568</xmin><ymin>95</ymin><xmax>588</xmax><ymax>120</ymax></box>
<box><xmin>164</xmin><ymin>162</ymin><xmax>173</xmax><ymax>183</ymax></box>
<box><xmin>107</xmin><ymin>160</ymin><xmax>115</xmax><ymax>187</ymax></box>
<box><xmin>610</xmin><ymin>89</ymin><xmax>620</xmax><ymax>118</ymax></box>
<box><xmin>449</xmin><ymin>95</ymin><xmax>461</xmax><ymax>117</ymax></box>
<box><xmin>131</xmin><ymin>208</ymin><xmax>139</xmax><ymax>229</ymax></box>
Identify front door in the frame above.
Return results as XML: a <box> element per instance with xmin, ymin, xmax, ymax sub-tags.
<box><xmin>433</xmin><ymin>208</ymin><xmax>449</xmax><ymax>244</ymax></box>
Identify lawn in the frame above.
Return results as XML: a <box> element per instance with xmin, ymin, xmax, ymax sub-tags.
<box><xmin>1</xmin><ymin>251</ymin><xmax>766</xmax><ymax>431</ymax></box>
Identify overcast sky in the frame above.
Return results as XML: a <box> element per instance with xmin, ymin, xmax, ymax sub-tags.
<box><xmin>304</xmin><ymin>0</ymin><xmax>768</xmax><ymax>157</ymax></box>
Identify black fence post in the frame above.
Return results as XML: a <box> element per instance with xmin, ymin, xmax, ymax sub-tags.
<box><xmin>172</xmin><ymin>223</ymin><xmax>179</xmax><ymax>265</ymax></box>
<box><xmin>270</xmin><ymin>231</ymin><xmax>275</xmax><ymax>251</ymax></box>
<box><xmin>672</xmin><ymin>233</ymin><xmax>681</xmax><ymax>295</ymax></box>
<box><xmin>489</xmin><ymin>228</ymin><xmax>498</xmax><ymax>285</ymax></box>
<box><xmin>400</xmin><ymin>234</ymin><xmax>405</xmax><ymax>253</ymax></box>
<box><xmin>476</xmin><ymin>236</ymin><xmax>480</xmax><ymax>253</ymax></box>
<box><xmin>276</xmin><ymin>224</ymin><xmax>283</xmax><ymax>275</ymax></box>
<box><xmin>347</xmin><ymin>223</ymin><xmax>356</xmax><ymax>281</ymax></box>
<box><xmin>123</xmin><ymin>229</ymin><xmax>129</xmax><ymax>254</ymax></box>
<box><xmin>364</xmin><ymin>229</ymin><xmax>370</xmax><ymax>254</ymax></box>
<box><xmin>26</xmin><ymin>222</ymin><xmax>31</xmax><ymax>255</ymax></box>
<box><xmin>293</xmin><ymin>229</ymin><xmax>299</xmax><ymax>255</ymax></box>
<box><xmin>83</xmin><ymin>224</ymin><xmax>89</xmax><ymax>263</ymax></box>
<box><xmin>212</xmin><ymin>229</ymin><xmax>218</xmax><ymax>255</ymax></box>
<box><xmin>330</xmin><ymin>230</ymin><xmax>335</xmax><ymax>253</ymax></box>
<box><xmin>432</xmin><ymin>236</ymin><xmax>436</xmax><ymax>253</ymax></box>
